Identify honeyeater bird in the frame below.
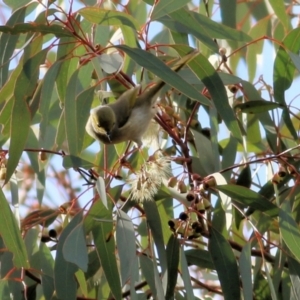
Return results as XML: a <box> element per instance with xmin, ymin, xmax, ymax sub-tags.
<box><xmin>85</xmin><ymin>50</ymin><xmax>198</xmax><ymax>147</ymax></box>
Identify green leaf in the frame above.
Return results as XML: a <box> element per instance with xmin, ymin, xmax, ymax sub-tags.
<box><xmin>116</xmin><ymin>211</ymin><xmax>137</xmax><ymax>286</ymax></box>
<box><xmin>139</xmin><ymin>255</ymin><xmax>157</xmax><ymax>296</ymax></box>
<box><xmin>175</xmin><ymin>48</ymin><xmax>242</xmax><ymax>141</ymax></box>
<box><xmin>85</xmin><ymin>250</ymin><xmax>101</xmax><ymax>280</ymax></box>
<box><xmin>180</xmin><ymin>247</ymin><xmax>194</xmax><ymax>299</ymax></box>
<box><xmin>0</xmin><ymin>23</ymin><xmax>73</xmax><ymax>37</ymax></box>
<box><xmin>234</xmin><ymin>100</ymin><xmax>284</xmax><ymax>114</ymax></box>
<box><xmin>78</xmin><ymin>8</ymin><xmax>139</xmax><ymax>29</ymax></box>
<box><xmin>143</xmin><ymin>200</ymin><xmax>167</xmax><ymax>273</ymax></box>
<box><xmin>76</xmin><ymin>86</ymin><xmax>96</xmax><ymax>152</ymax></box>
<box><xmin>91</xmin><ymin>201</ymin><xmax>122</xmax><ymax>300</ymax></box>
<box><xmin>54</xmin><ymin>213</ymin><xmax>81</xmax><ymax>299</ymax></box>
<box><xmin>39</xmin><ymin>60</ymin><xmax>62</xmax><ymax>148</ymax></box>
<box><xmin>247</xmin><ymin>18</ymin><xmax>270</xmax><ymax>81</ymax></box>
<box><xmin>0</xmin><ymin>7</ymin><xmax>26</xmax><ymax>87</ymax></box>
<box><xmin>0</xmin><ymin>188</ymin><xmax>29</xmax><ymax>268</ymax></box>
<box><xmin>6</xmin><ymin>48</ymin><xmax>48</xmax><ymax>183</ymax></box>
<box><xmin>0</xmin><ymin>280</ymin><xmax>10</xmax><ymax>300</ymax></box>
<box><xmin>268</xmin><ymin>0</ymin><xmax>290</xmax><ymax>29</ymax></box>
<box><xmin>239</xmin><ymin>243</ymin><xmax>253</xmax><ymax>300</ymax></box>
<box><xmin>96</xmin><ymin>176</ymin><xmax>108</xmax><ymax>209</ymax></box>
<box><xmin>279</xmin><ymin>200</ymin><xmax>300</xmax><ymax>262</ymax></box>
<box><xmin>3</xmin><ymin>0</ymin><xmax>31</xmax><ymax>10</ymax></box>
<box><xmin>115</xmin><ymin>45</ymin><xmax>211</xmax><ymax>106</ymax></box>
<box><xmin>288</xmin><ymin>256</ymin><xmax>300</xmax><ymax>297</ymax></box>
<box><xmin>38</xmin><ymin>243</ymin><xmax>55</xmax><ymax>300</ymax></box>
<box><xmin>151</xmin><ymin>0</ymin><xmax>190</xmax><ymax>20</ymax></box>
<box><xmin>273</xmin><ymin>28</ymin><xmax>300</xmax><ymax>139</ymax></box>
<box><xmin>216</xmin><ymin>184</ymin><xmax>279</xmax><ymax>217</ymax></box>
<box><xmin>75</xmin><ymin>269</ymin><xmax>88</xmax><ymax>298</ymax></box>
<box><xmin>212</xmin><ymin>173</ymin><xmax>232</xmax><ymax>231</ymax></box>
<box><xmin>159</xmin><ymin>9</ymin><xmax>251</xmax><ymax>51</ymax></box>
<box><xmin>253</xmin><ymin>270</ymin><xmax>271</xmax><ymax>299</ymax></box>
<box><xmin>63</xmin><ymin>219</ymin><xmax>88</xmax><ymax>272</ymax></box>
<box><xmin>165</xmin><ymin>235</ymin><xmax>179</xmax><ymax>299</ymax></box>
<box><xmin>288</xmin><ymin>50</ymin><xmax>300</xmax><ymax>74</ymax></box>
<box><xmin>191</xmin><ymin>130</ymin><xmax>217</xmax><ymax>174</ymax></box>
<box><xmin>219</xmin><ymin>0</ymin><xmax>236</xmax><ymax>28</ymax></box>
<box><xmin>65</xmin><ymin>69</ymin><xmax>80</xmax><ymax>155</ymax></box>
<box><xmin>62</xmin><ymin>155</ymin><xmax>94</xmax><ymax>169</ymax></box>
<box><xmin>184</xmin><ymin>249</ymin><xmax>214</xmax><ymax>270</ymax></box>
<box><xmin>209</xmin><ymin>228</ymin><xmax>240</xmax><ymax>300</ymax></box>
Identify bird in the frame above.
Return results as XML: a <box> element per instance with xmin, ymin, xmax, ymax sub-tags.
<box><xmin>85</xmin><ymin>50</ymin><xmax>198</xmax><ymax>147</ymax></box>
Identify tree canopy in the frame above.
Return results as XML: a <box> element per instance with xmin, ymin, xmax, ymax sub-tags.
<box><xmin>0</xmin><ymin>0</ymin><xmax>300</xmax><ymax>299</ymax></box>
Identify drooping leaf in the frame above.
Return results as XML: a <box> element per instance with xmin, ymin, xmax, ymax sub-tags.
<box><xmin>279</xmin><ymin>200</ymin><xmax>300</xmax><ymax>262</ymax></box>
<box><xmin>165</xmin><ymin>235</ymin><xmax>179</xmax><ymax>299</ymax></box>
<box><xmin>151</xmin><ymin>0</ymin><xmax>191</xmax><ymax>20</ymax></box>
<box><xmin>184</xmin><ymin>249</ymin><xmax>214</xmax><ymax>270</ymax></box>
<box><xmin>54</xmin><ymin>212</ymin><xmax>81</xmax><ymax>299</ymax></box>
<box><xmin>89</xmin><ymin>201</ymin><xmax>122</xmax><ymax>299</ymax></box>
<box><xmin>6</xmin><ymin>48</ymin><xmax>48</xmax><ymax>184</ymax></box>
<box><xmin>174</xmin><ymin>46</ymin><xmax>242</xmax><ymax>141</ymax></box>
<box><xmin>179</xmin><ymin>247</ymin><xmax>194</xmax><ymax>299</ymax></box>
<box><xmin>115</xmin><ymin>45</ymin><xmax>211</xmax><ymax>106</ymax></box>
<box><xmin>62</xmin><ymin>155</ymin><xmax>94</xmax><ymax>169</ymax></box>
<box><xmin>116</xmin><ymin>211</ymin><xmax>137</xmax><ymax>286</ymax></box>
<box><xmin>268</xmin><ymin>0</ymin><xmax>290</xmax><ymax>29</ymax></box>
<box><xmin>0</xmin><ymin>188</ymin><xmax>29</xmax><ymax>268</ymax></box>
<box><xmin>234</xmin><ymin>100</ymin><xmax>284</xmax><ymax>114</ymax></box>
<box><xmin>0</xmin><ymin>23</ymin><xmax>73</xmax><ymax>37</ymax></box>
<box><xmin>216</xmin><ymin>184</ymin><xmax>279</xmax><ymax>217</ymax></box>
<box><xmin>273</xmin><ymin>28</ymin><xmax>300</xmax><ymax>140</ymax></box>
<box><xmin>63</xmin><ymin>218</ymin><xmax>88</xmax><ymax>272</ymax></box>
<box><xmin>239</xmin><ymin>243</ymin><xmax>253</xmax><ymax>300</ymax></box>
<box><xmin>143</xmin><ymin>200</ymin><xmax>167</xmax><ymax>274</ymax></box>
<box><xmin>78</xmin><ymin>8</ymin><xmax>139</xmax><ymax>29</ymax></box>
<box><xmin>0</xmin><ymin>7</ymin><xmax>26</xmax><ymax>87</ymax></box>
<box><xmin>209</xmin><ymin>227</ymin><xmax>240</xmax><ymax>300</ymax></box>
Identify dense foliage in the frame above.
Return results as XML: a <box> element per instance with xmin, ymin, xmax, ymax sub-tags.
<box><xmin>0</xmin><ymin>0</ymin><xmax>300</xmax><ymax>299</ymax></box>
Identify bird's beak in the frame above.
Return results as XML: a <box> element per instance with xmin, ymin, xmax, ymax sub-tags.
<box><xmin>106</xmin><ymin>131</ymin><xmax>112</xmax><ymax>142</ymax></box>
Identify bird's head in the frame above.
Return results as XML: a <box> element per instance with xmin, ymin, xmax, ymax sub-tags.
<box><xmin>90</xmin><ymin>106</ymin><xmax>116</xmax><ymax>141</ymax></box>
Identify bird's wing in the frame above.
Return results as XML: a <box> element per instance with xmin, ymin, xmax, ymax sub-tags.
<box><xmin>109</xmin><ymin>86</ymin><xmax>140</xmax><ymax>128</ymax></box>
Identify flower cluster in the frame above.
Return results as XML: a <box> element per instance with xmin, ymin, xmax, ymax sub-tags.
<box><xmin>128</xmin><ymin>153</ymin><xmax>171</xmax><ymax>202</ymax></box>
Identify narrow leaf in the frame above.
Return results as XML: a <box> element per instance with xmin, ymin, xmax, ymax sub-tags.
<box><xmin>63</xmin><ymin>220</ymin><xmax>88</xmax><ymax>272</ymax></box>
<box><xmin>0</xmin><ymin>188</ymin><xmax>29</xmax><ymax>268</ymax></box>
<box><xmin>216</xmin><ymin>184</ymin><xmax>279</xmax><ymax>217</ymax></box>
<box><xmin>78</xmin><ymin>8</ymin><xmax>139</xmax><ymax>29</ymax></box>
<box><xmin>184</xmin><ymin>249</ymin><xmax>214</xmax><ymax>270</ymax></box>
<box><xmin>151</xmin><ymin>0</ymin><xmax>190</xmax><ymax>20</ymax></box>
<box><xmin>54</xmin><ymin>213</ymin><xmax>81</xmax><ymax>299</ymax></box>
<box><xmin>279</xmin><ymin>200</ymin><xmax>300</xmax><ymax>262</ymax></box>
<box><xmin>165</xmin><ymin>235</ymin><xmax>179</xmax><ymax>299</ymax></box>
<box><xmin>91</xmin><ymin>202</ymin><xmax>122</xmax><ymax>299</ymax></box>
<box><xmin>180</xmin><ymin>247</ymin><xmax>194</xmax><ymax>299</ymax></box>
<box><xmin>268</xmin><ymin>0</ymin><xmax>290</xmax><ymax>29</ymax></box>
<box><xmin>116</xmin><ymin>211</ymin><xmax>137</xmax><ymax>286</ymax></box>
<box><xmin>234</xmin><ymin>100</ymin><xmax>284</xmax><ymax>114</ymax></box>
<box><xmin>239</xmin><ymin>243</ymin><xmax>253</xmax><ymax>300</ymax></box>
<box><xmin>0</xmin><ymin>7</ymin><xmax>25</xmax><ymax>87</ymax></box>
<box><xmin>143</xmin><ymin>200</ymin><xmax>167</xmax><ymax>273</ymax></box>
<box><xmin>174</xmin><ymin>46</ymin><xmax>242</xmax><ymax>141</ymax></box>
<box><xmin>0</xmin><ymin>23</ymin><xmax>73</xmax><ymax>37</ymax></box>
<box><xmin>273</xmin><ymin>28</ymin><xmax>300</xmax><ymax>139</ymax></box>
<box><xmin>209</xmin><ymin>228</ymin><xmax>240</xmax><ymax>300</ymax></box>
<box><xmin>115</xmin><ymin>45</ymin><xmax>210</xmax><ymax>106</ymax></box>
<box><xmin>96</xmin><ymin>176</ymin><xmax>108</xmax><ymax>209</ymax></box>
